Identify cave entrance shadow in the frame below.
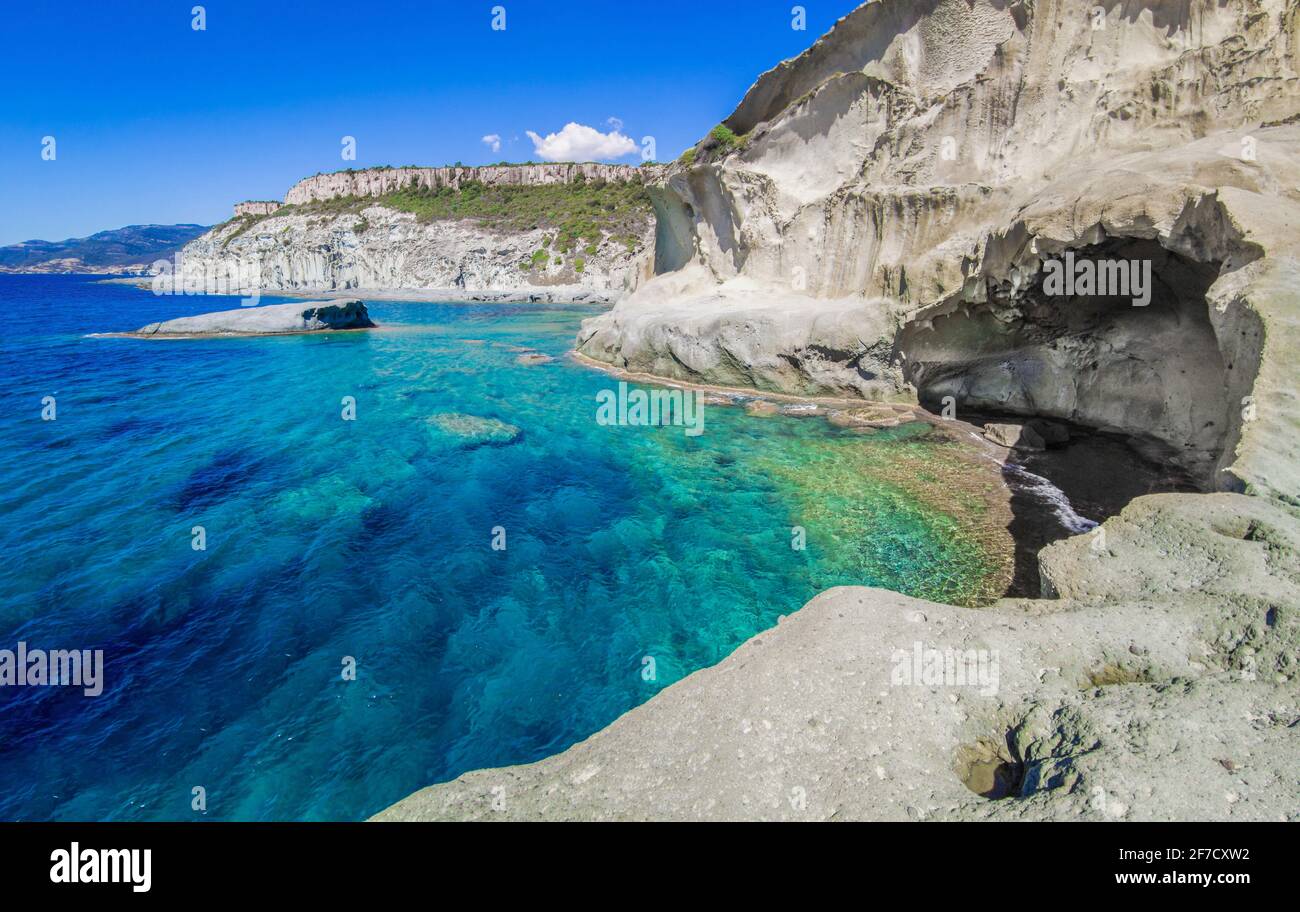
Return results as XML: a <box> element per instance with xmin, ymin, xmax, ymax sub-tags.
<box><xmin>985</xmin><ymin>417</ymin><xmax>1199</xmax><ymax>598</ymax></box>
<box><xmin>902</xmin><ymin>237</ymin><xmax>1233</xmax><ymax>489</ymax></box>
<box><xmin>898</xmin><ymin>235</ymin><xmax>1244</xmax><ymax>597</ymax></box>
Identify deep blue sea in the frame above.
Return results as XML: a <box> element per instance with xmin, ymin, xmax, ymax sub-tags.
<box><xmin>0</xmin><ymin>275</ymin><xmax>1002</xmax><ymax>820</ymax></box>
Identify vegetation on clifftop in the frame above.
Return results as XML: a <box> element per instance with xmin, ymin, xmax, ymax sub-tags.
<box><xmin>213</xmin><ymin>176</ymin><xmax>653</xmax><ymax>255</ymax></box>
<box><xmin>679</xmin><ymin>124</ymin><xmax>749</xmax><ymax>167</ymax></box>
<box><xmin>379</xmin><ymin>176</ymin><xmax>651</xmax><ymax>246</ymax></box>
<box><xmin>708</xmin><ymin>124</ymin><xmax>741</xmax><ymax>152</ymax></box>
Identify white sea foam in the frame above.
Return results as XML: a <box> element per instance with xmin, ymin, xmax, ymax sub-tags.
<box><xmin>962</xmin><ymin>429</ymin><xmax>1098</xmax><ymax>534</ymax></box>
<box><xmin>1002</xmin><ymin>462</ymin><xmax>1098</xmax><ymax>534</ymax></box>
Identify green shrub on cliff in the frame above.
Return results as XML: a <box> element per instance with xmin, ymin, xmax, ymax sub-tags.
<box><xmin>221</xmin><ymin>211</ymin><xmax>283</xmax><ymax>248</ymax></box>
<box><xmin>235</xmin><ymin>177</ymin><xmax>652</xmax><ymax>251</ymax></box>
<box><xmin>377</xmin><ymin>179</ymin><xmax>651</xmax><ymax>240</ymax></box>
<box><xmin>709</xmin><ymin>124</ymin><xmax>739</xmax><ymax>151</ymax></box>
<box><xmin>681</xmin><ymin>125</ymin><xmax>749</xmax><ymax>167</ymax></box>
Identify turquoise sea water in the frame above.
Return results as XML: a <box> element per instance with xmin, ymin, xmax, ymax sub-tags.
<box><xmin>0</xmin><ymin>276</ymin><xmax>1001</xmax><ymax>820</ymax></box>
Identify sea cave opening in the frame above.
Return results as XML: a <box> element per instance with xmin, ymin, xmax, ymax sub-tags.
<box><xmin>898</xmin><ymin>236</ymin><xmax>1256</xmax><ymax>595</ymax></box>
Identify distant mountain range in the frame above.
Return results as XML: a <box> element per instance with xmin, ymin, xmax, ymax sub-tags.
<box><xmin>0</xmin><ymin>224</ymin><xmax>210</xmax><ymax>274</ymax></box>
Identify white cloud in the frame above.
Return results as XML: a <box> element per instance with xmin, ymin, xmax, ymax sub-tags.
<box><xmin>525</xmin><ymin>122</ymin><xmax>638</xmax><ymax>162</ymax></box>
<box><xmin>481</xmin><ymin>134</ymin><xmax>502</xmax><ymax>154</ymax></box>
<box><xmin>607</xmin><ymin>116</ymin><xmax>624</xmax><ymax>132</ymax></box>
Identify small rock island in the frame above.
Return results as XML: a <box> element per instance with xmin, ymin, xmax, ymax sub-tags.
<box><xmin>123</xmin><ymin>299</ymin><xmax>375</xmax><ymax>337</ymax></box>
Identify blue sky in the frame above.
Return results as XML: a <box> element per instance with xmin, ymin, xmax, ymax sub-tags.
<box><xmin>0</xmin><ymin>0</ymin><xmax>859</xmax><ymax>246</ymax></box>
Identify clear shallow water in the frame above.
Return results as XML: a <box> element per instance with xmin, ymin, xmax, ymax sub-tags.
<box><xmin>0</xmin><ymin>276</ymin><xmax>1002</xmax><ymax>820</ymax></box>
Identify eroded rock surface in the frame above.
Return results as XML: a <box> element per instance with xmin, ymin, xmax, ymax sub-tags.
<box><xmin>174</xmin><ymin>164</ymin><xmax>662</xmax><ymax>300</ymax></box>
<box><xmin>984</xmin><ymin>423</ymin><xmax>1045</xmax><ymax>451</ymax></box>
<box><xmin>379</xmin><ymin>0</ymin><xmax>1300</xmax><ymax>821</ymax></box>
<box><xmin>126</xmin><ymin>299</ymin><xmax>375</xmax><ymax>336</ymax></box>
<box><xmin>283</xmin><ymin>163</ymin><xmax>649</xmax><ymax>206</ymax></box>
<box><xmin>376</xmin><ymin>493</ymin><xmax>1298</xmax><ymax>821</ymax></box>
<box><xmin>577</xmin><ymin>0</ymin><xmax>1300</xmax><ymax>498</ymax></box>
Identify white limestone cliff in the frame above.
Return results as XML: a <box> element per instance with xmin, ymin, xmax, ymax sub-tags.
<box><xmin>284</xmin><ymin>162</ymin><xmax>649</xmax><ymax>205</ymax></box>
<box><xmin>577</xmin><ymin>0</ymin><xmax>1300</xmax><ymax>498</ymax></box>
<box><xmin>179</xmin><ymin>208</ymin><xmax>653</xmax><ymax>299</ymax></box>
<box><xmin>122</xmin><ymin>299</ymin><xmax>374</xmax><ymax>336</ymax></box>
<box><xmin>379</xmin><ymin>0</ymin><xmax>1300</xmax><ymax>822</ymax></box>
<box><xmin>177</xmin><ymin>164</ymin><xmax>661</xmax><ymax>302</ymax></box>
<box><xmin>233</xmin><ymin>201</ymin><xmax>281</xmax><ymax>217</ymax></box>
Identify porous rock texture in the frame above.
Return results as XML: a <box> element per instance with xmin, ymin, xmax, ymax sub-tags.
<box><xmin>577</xmin><ymin>0</ymin><xmax>1300</xmax><ymax>497</ymax></box>
<box><xmin>376</xmin><ymin>492</ymin><xmax>1298</xmax><ymax>821</ymax></box>
<box><xmin>378</xmin><ymin>0</ymin><xmax>1300</xmax><ymax>822</ymax></box>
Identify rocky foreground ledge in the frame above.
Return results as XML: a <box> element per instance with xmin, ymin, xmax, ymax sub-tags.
<box><xmin>374</xmin><ymin>0</ymin><xmax>1300</xmax><ymax>821</ymax></box>
<box><xmin>376</xmin><ymin>492</ymin><xmax>1298</xmax><ymax>822</ymax></box>
<box><xmin>119</xmin><ymin>299</ymin><xmax>375</xmax><ymax>337</ymax></box>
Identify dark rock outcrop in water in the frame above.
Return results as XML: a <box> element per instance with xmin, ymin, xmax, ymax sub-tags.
<box><xmin>125</xmin><ymin>299</ymin><xmax>375</xmax><ymax>337</ymax></box>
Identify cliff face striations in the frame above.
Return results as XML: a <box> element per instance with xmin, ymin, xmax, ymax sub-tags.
<box><xmin>283</xmin><ymin>162</ymin><xmax>650</xmax><ymax>205</ymax></box>
<box><xmin>179</xmin><ymin>164</ymin><xmax>663</xmax><ymax>301</ymax></box>
<box><xmin>380</xmin><ymin>0</ymin><xmax>1300</xmax><ymax>822</ymax></box>
<box><xmin>578</xmin><ymin>0</ymin><xmax>1300</xmax><ymax>499</ymax></box>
